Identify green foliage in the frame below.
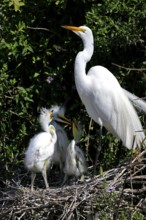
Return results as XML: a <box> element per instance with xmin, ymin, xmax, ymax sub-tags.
<box><xmin>133</xmin><ymin>212</ymin><xmax>144</xmax><ymax>220</ymax></box>
<box><xmin>9</xmin><ymin>0</ymin><xmax>25</xmax><ymax>12</ymax></box>
<box><xmin>86</xmin><ymin>0</ymin><xmax>146</xmax><ymax>53</ymax></box>
<box><xmin>0</xmin><ymin>64</ymin><xmax>35</xmax><ymax>182</ymax></box>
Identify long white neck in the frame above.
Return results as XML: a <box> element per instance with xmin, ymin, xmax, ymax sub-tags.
<box><xmin>40</xmin><ymin>120</ymin><xmax>50</xmax><ymax>132</ymax></box>
<box><xmin>74</xmin><ymin>34</ymin><xmax>94</xmax><ymax>95</ymax></box>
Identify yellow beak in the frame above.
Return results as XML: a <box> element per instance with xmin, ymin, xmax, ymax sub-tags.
<box><xmin>49</xmin><ymin>111</ymin><xmax>53</xmax><ymax>121</ymax></box>
<box><xmin>55</xmin><ymin>114</ymin><xmax>82</xmax><ymax>141</ymax></box>
<box><xmin>72</xmin><ymin>119</ymin><xmax>80</xmax><ymax>142</ymax></box>
<box><xmin>62</xmin><ymin>25</ymin><xmax>85</xmax><ymax>32</ymax></box>
<box><xmin>56</xmin><ymin>114</ymin><xmax>71</xmax><ymax>125</ymax></box>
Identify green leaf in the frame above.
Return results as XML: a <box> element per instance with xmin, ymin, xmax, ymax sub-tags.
<box><xmin>9</xmin><ymin>0</ymin><xmax>25</xmax><ymax>12</ymax></box>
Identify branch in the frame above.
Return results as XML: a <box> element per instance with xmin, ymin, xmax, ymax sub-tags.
<box><xmin>112</xmin><ymin>63</ymin><xmax>146</xmax><ymax>72</ymax></box>
<box><xmin>26</xmin><ymin>26</ymin><xmax>50</xmax><ymax>32</ymax></box>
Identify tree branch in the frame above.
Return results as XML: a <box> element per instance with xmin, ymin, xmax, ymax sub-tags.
<box><xmin>112</xmin><ymin>63</ymin><xmax>146</xmax><ymax>72</ymax></box>
<box><xmin>26</xmin><ymin>26</ymin><xmax>50</xmax><ymax>32</ymax></box>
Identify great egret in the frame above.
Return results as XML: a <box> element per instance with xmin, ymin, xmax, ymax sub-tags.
<box><xmin>62</xmin><ymin>25</ymin><xmax>145</xmax><ymax>150</ymax></box>
<box><xmin>24</xmin><ymin>125</ymin><xmax>57</xmax><ymax>191</ymax></box>
<box><xmin>63</xmin><ymin>139</ymin><xmax>87</xmax><ymax>184</ymax></box>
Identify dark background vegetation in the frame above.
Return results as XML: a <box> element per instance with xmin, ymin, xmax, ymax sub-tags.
<box><xmin>0</xmin><ymin>0</ymin><xmax>146</xmax><ymax>186</ymax></box>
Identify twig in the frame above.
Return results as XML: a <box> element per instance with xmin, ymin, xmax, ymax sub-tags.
<box><xmin>85</xmin><ymin>118</ymin><xmax>93</xmax><ymax>162</ymax></box>
<box><xmin>132</xmin><ymin>149</ymin><xmax>146</xmax><ymax>164</ymax></box>
<box><xmin>27</xmin><ymin>26</ymin><xmax>50</xmax><ymax>32</ymax></box>
<box><xmin>133</xmin><ymin>198</ymin><xmax>144</xmax><ymax>216</ymax></box>
<box><xmin>124</xmin><ymin>187</ymin><xmax>146</xmax><ymax>193</ymax></box>
<box><xmin>112</xmin><ymin>63</ymin><xmax>146</xmax><ymax>72</ymax></box>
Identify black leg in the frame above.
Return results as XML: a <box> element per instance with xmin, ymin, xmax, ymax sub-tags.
<box><xmin>93</xmin><ymin>125</ymin><xmax>102</xmax><ymax>176</ymax></box>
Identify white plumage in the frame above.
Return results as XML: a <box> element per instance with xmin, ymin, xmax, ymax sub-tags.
<box><xmin>24</xmin><ymin>125</ymin><xmax>57</xmax><ymax>191</ymax></box>
<box><xmin>39</xmin><ymin>107</ymin><xmax>53</xmax><ymax>132</ymax></box>
<box><xmin>123</xmin><ymin>88</ymin><xmax>146</xmax><ymax>115</ymax></box>
<box><xmin>63</xmin><ymin>139</ymin><xmax>87</xmax><ymax>183</ymax></box>
<box><xmin>62</xmin><ymin>25</ymin><xmax>145</xmax><ymax>150</ymax></box>
<box><xmin>39</xmin><ymin>106</ymin><xmax>70</xmax><ymax>170</ymax></box>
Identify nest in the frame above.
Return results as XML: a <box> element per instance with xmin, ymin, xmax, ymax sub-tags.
<box><xmin>0</xmin><ymin>150</ymin><xmax>146</xmax><ymax>220</ymax></box>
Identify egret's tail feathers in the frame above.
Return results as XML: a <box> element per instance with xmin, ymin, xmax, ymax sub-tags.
<box><xmin>123</xmin><ymin>88</ymin><xmax>146</xmax><ymax>116</ymax></box>
<box><xmin>105</xmin><ymin>92</ymin><xmax>145</xmax><ymax>150</ymax></box>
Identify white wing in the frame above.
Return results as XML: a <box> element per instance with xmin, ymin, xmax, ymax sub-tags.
<box><xmin>25</xmin><ymin>132</ymin><xmax>55</xmax><ymax>166</ymax></box>
<box><xmin>85</xmin><ymin>66</ymin><xmax>145</xmax><ymax>149</ymax></box>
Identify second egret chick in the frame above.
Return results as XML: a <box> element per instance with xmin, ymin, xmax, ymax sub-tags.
<box><xmin>24</xmin><ymin>125</ymin><xmax>57</xmax><ymax>191</ymax></box>
<box><xmin>63</xmin><ymin>139</ymin><xmax>87</xmax><ymax>184</ymax></box>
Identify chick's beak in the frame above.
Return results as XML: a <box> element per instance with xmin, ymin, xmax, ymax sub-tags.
<box><xmin>54</xmin><ymin>113</ymin><xmax>82</xmax><ymax>141</ymax></box>
<box><xmin>72</xmin><ymin>119</ymin><xmax>81</xmax><ymax>142</ymax></box>
<box><xmin>48</xmin><ymin>111</ymin><xmax>53</xmax><ymax>121</ymax></box>
<box><xmin>56</xmin><ymin>114</ymin><xmax>71</xmax><ymax>125</ymax></box>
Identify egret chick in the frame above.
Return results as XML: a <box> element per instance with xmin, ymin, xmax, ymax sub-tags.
<box><xmin>39</xmin><ymin>106</ymin><xmax>70</xmax><ymax>171</ymax></box>
<box><xmin>24</xmin><ymin>125</ymin><xmax>57</xmax><ymax>191</ymax></box>
<box><xmin>63</xmin><ymin>139</ymin><xmax>87</xmax><ymax>184</ymax></box>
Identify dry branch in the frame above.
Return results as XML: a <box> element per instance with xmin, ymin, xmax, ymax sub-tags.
<box><xmin>112</xmin><ymin>63</ymin><xmax>146</xmax><ymax>72</ymax></box>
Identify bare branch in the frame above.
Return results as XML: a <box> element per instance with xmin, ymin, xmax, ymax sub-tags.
<box><xmin>112</xmin><ymin>63</ymin><xmax>146</xmax><ymax>72</ymax></box>
<box><xmin>26</xmin><ymin>26</ymin><xmax>50</xmax><ymax>32</ymax></box>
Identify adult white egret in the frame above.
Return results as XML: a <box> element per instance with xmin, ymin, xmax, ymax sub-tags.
<box><xmin>39</xmin><ymin>106</ymin><xmax>70</xmax><ymax>171</ymax></box>
<box><xmin>63</xmin><ymin>139</ymin><xmax>87</xmax><ymax>184</ymax></box>
<box><xmin>62</xmin><ymin>25</ymin><xmax>145</xmax><ymax>150</ymax></box>
<box><xmin>24</xmin><ymin>125</ymin><xmax>57</xmax><ymax>191</ymax></box>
